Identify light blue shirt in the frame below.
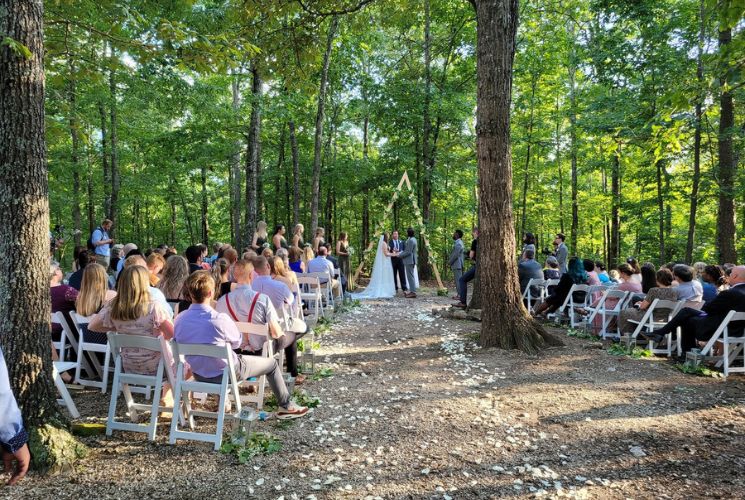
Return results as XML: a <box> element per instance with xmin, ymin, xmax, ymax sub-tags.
<box><xmin>0</xmin><ymin>347</ymin><xmax>27</xmax><ymax>453</ymax></box>
<box><xmin>251</xmin><ymin>275</ymin><xmax>294</xmax><ymax>311</ymax></box>
<box><xmin>149</xmin><ymin>287</ymin><xmax>173</xmax><ymax>320</ymax></box>
<box><xmin>91</xmin><ymin>227</ymin><xmax>110</xmax><ymax>256</ymax></box>
<box><xmin>307</xmin><ymin>256</ymin><xmax>334</xmax><ymax>283</ymax></box>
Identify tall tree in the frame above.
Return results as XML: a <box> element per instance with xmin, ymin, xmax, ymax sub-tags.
<box><xmin>471</xmin><ymin>0</ymin><xmax>558</xmax><ymax>352</ymax></box>
<box><xmin>245</xmin><ymin>62</ymin><xmax>262</xmax><ymax>241</ymax></box>
<box><xmin>0</xmin><ymin>0</ymin><xmax>85</xmax><ymax>469</ymax></box>
<box><xmin>289</xmin><ymin>119</ymin><xmax>301</xmax><ymax>227</ymax></box>
<box><xmin>230</xmin><ymin>75</ymin><xmax>243</xmax><ymax>248</ymax></box>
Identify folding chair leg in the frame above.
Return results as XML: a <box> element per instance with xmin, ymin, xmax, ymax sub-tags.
<box><xmin>101</xmin><ymin>346</ymin><xmax>111</xmax><ymax>393</ymax></box>
<box><xmin>168</xmin><ymin>378</ymin><xmax>182</xmax><ymax>444</ymax></box>
<box><xmin>53</xmin><ymin>363</ymin><xmax>80</xmax><ymax>419</ymax></box>
<box><xmin>122</xmin><ymin>384</ymin><xmax>138</xmax><ymax>420</ymax></box>
<box><xmin>107</xmin><ymin>365</ymin><xmax>121</xmax><ymax>436</ymax></box>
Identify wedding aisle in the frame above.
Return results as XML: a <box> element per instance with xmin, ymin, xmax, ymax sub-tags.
<box><xmin>9</xmin><ymin>289</ymin><xmax>745</xmax><ymax>498</ymax></box>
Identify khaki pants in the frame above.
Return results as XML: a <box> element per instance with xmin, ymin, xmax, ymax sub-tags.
<box><xmin>95</xmin><ymin>254</ymin><xmax>110</xmax><ymax>270</ymax></box>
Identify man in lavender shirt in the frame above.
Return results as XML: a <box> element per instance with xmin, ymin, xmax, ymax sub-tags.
<box><xmin>174</xmin><ymin>271</ymin><xmax>307</xmax><ymax>419</ymax></box>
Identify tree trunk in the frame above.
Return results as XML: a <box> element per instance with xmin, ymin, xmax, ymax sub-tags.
<box><xmin>0</xmin><ymin>0</ymin><xmax>85</xmax><ymax>470</ymax></box>
<box><xmin>716</xmin><ymin>25</ymin><xmax>736</xmax><ymax>264</ymax></box>
<box><xmin>289</xmin><ymin>120</ymin><xmax>301</xmax><ymax>228</ymax></box>
<box><xmin>68</xmin><ymin>55</ymin><xmax>82</xmax><ymax>246</ymax></box>
<box><xmin>244</xmin><ymin>63</ymin><xmax>262</xmax><ymax>242</ymax></box>
<box><xmin>275</xmin><ymin>124</ymin><xmax>286</xmax><ymax>223</ymax></box>
<box><xmin>567</xmin><ymin>19</ymin><xmax>579</xmax><ymax>253</ymax></box>
<box><xmin>98</xmin><ymin>100</ymin><xmax>111</xmax><ymax>218</ymax></box>
<box><xmin>420</xmin><ymin>0</ymin><xmax>434</xmax><ymax>279</ymax></box>
<box><xmin>86</xmin><ymin>142</ymin><xmax>95</xmax><ymax>233</ymax></box>
<box><xmin>108</xmin><ymin>57</ymin><xmax>119</xmax><ymax>238</ymax></box>
<box><xmin>609</xmin><ymin>143</ymin><xmax>621</xmax><ymax>268</ymax></box>
<box><xmin>655</xmin><ymin>159</ymin><xmax>665</xmax><ymax>263</ymax></box>
<box><xmin>555</xmin><ymin>96</ymin><xmax>564</xmax><ymax>234</ymax></box>
<box><xmin>362</xmin><ymin>98</ymin><xmax>370</xmax><ymax>251</ymax></box>
<box><xmin>473</xmin><ymin>0</ymin><xmax>559</xmax><ymax>353</ymax></box>
<box><xmin>230</xmin><ymin>75</ymin><xmax>243</xmax><ymax>248</ymax></box>
<box><xmin>310</xmin><ymin>15</ymin><xmax>339</xmax><ymax>233</ymax></box>
<box><xmin>520</xmin><ymin>75</ymin><xmax>537</xmax><ymax>241</ymax></box>
<box><xmin>201</xmin><ymin>165</ymin><xmax>208</xmax><ymax>245</ymax></box>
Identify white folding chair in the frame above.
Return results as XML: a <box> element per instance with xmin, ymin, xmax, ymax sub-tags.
<box><xmin>567</xmin><ymin>284</ymin><xmax>591</xmax><ymax>328</ymax></box>
<box><xmin>522</xmin><ymin>278</ymin><xmax>545</xmax><ymax>313</ymax></box>
<box><xmin>106</xmin><ymin>333</ymin><xmax>176</xmax><ymax>441</ymax></box>
<box><xmin>234</xmin><ymin>321</ymin><xmax>274</xmax><ymax>409</ymax></box>
<box><xmin>700</xmin><ymin>310</ymin><xmax>745</xmax><ymax>378</ymax></box>
<box><xmin>306</xmin><ymin>271</ymin><xmax>336</xmax><ymax>312</ymax></box>
<box><xmin>52</xmin><ymin>360</ymin><xmax>80</xmax><ymax>418</ymax></box>
<box><xmin>298</xmin><ymin>275</ymin><xmax>324</xmax><ymax>320</ymax></box>
<box><xmin>628</xmin><ymin>299</ymin><xmax>683</xmax><ymax>356</ymax></box>
<box><xmin>586</xmin><ymin>289</ymin><xmax>629</xmax><ymax>339</ymax></box>
<box><xmin>72</xmin><ymin>312</ymin><xmax>111</xmax><ymax>392</ymax></box>
<box><xmin>169</xmin><ymin>342</ymin><xmax>241</xmax><ymax>450</ymax></box>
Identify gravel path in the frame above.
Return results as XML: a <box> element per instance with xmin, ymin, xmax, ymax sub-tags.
<box><xmin>4</xmin><ymin>288</ymin><xmax>745</xmax><ymax>499</ymax></box>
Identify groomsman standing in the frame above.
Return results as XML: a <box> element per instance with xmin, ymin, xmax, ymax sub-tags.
<box><xmin>448</xmin><ymin>230</ymin><xmax>464</xmax><ymax>300</ymax></box>
<box><xmin>389</xmin><ymin>230</ymin><xmax>407</xmax><ymax>294</ymax></box>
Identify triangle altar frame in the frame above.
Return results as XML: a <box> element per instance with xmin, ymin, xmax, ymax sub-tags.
<box><xmin>351</xmin><ymin>171</ymin><xmax>445</xmax><ymax>291</ymax></box>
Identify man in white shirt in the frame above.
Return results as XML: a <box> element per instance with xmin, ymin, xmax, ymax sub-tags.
<box><xmin>307</xmin><ymin>246</ymin><xmax>341</xmax><ymax>298</ymax></box>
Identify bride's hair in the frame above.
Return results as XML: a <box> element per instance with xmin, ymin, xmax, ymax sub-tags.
<box><xmin>382</xmin><ymin>233</ymin><xmax>389</xmax><ymax>243</ymax></box>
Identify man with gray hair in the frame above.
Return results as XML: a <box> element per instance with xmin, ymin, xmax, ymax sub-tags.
<box><xmin>518</xmin><ymin>248</ymin><xmax>543</xmax><ymax>297</ymax></box>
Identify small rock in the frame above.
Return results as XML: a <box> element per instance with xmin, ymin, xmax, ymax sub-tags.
<box><xmin>629</xmin><ymin>446</ymin><xmax>647</xmax><ymax>458</ymax></box>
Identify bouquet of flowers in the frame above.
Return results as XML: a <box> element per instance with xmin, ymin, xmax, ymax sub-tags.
<box><xmin>347</xmin><ymin>246</ymin><xmax>355</xmax><ymax>256</ymax></box>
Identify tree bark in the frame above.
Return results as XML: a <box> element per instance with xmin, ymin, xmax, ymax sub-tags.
<box><xmin>472</xmin><ymin>0</ymin><xmax>560</xmax><ymax>353</ymax></box>
<box><xmin>555</xmin><ymin>96</ymin><xmax>564</xmax><ymax>234</ymax></box>
<box><xmin>275</xmin><ymin>124</ymin><xmax>286</xmax><ymax>224</ymax></box>
<box><xmin>610</xmin><ymin>142</ymin><xmax>621</xmax><ymax>268</ymax></box>
<box><xmin>420</xmin><ymin>0</ymin><xmax>434</xmax><ymax>279</ymax></box>
<box><xmin>567</xmin><ymin>19</ymin><xmax>579</xmax><ymax>253</ymax></box>
<box><xmin>244</xmin><ymin>63</ymin><xmax>262</xmax><ymax>242</ymax></box>
<box><xmin>0</xmin><ymin>0</ymin><xmax>85</xmax><ymax>470</ymax></box>
<box><xmin>520</xmin><ymin>75</ymin><xmax>537</xmax><ymax>241</ymax></box>
<box><xmin>289</xmin><ymin>120</ymin><xmax>301</xmax><ymax>228</ymax></box>
<box><xmin>201</xmin><ymin>165</ymin><xmax>209</xmax><ymax>245</ymax></box>
<box><xmin>655</xmin><ymin>159</ymin><xmax>665</xmax><ymax>263</ymax></box>
<box><xmin>716</xmin><ymin>25</ymin><xmax>736</xmax><ymax>264</ymax></box>
<box><xmin>86</xmin><ymin>141</ymin><xmax>95</xmax><ymax>233</ymax></box>
<box><xmin>67</xmin><ymin>55</ymin><xmax>82</xmax><ymax>246</ymax></box>
<box><xmin>310</xmin><ymin>15</ymin><xmax>339</xmax><ymax>233</ymax></box>
<box><xmin>98</xmin><ymin>100</ymin><xmax>111</xmax><ymax>218</ymax></box>
<box><xmin>230</xmin><ymin>75</ymin><xmax>243</xmax><ymax>248</ymax></box>
<box><xmin>108</xmin><ymin>55</ymin><xmax>119</xmax><ymax>238</ymax></box>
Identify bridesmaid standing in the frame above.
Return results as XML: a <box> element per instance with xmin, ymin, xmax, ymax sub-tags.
<box><xmin>312</xmin><ymin>227</ymin><xmax>325</xmax><ymax>253</ymax></box>
<box><xmin>336</xmin><ymin>232</ymin><xmax>351</xmax><ymax>285</ymax></box>
<box><xmin>272</xmin><ymin>224</ymin><xmax>289</xmax><ymax>251</ymax></box>
<box><xmin>251</xmin><ymin>221</ymin><xmax>268</xmax><ymax>252</ymax></box>
<box><xmin>292</xmin><ymin>223</ymin><xmax>305</xmax><ymax>248</ymax></box>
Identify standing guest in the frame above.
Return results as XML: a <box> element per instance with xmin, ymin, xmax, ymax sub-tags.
<box><xmin>185</xmin><ymin>245</ymin><xmax>204</xmax><ymax>274</ymax></box>
<box><xmin>68</xmin><ymin>250</ymin><xmax>95</xmax><ymax>290</ymax></box>
<box><xmin>520</xmin><ymin>232</ymin><xmax>537</xmax><ymax>261</ymax></box>
<box><xmin>146</xmin><ymin>252</ymin><xmax>166</xmax><ymax>287</ymax></box>
<box><xmin>212</xmin><ymin>258</ymin><xmax>232</xmax><ymax>300</ymax></box>
<box><xmin>640</xmin><ymin>262</ymin><xmax>657</xmax><ymax>294</ymax></box>
<box><xmin>533</xmin><ymin>256</ymin><xmax>588</xmax><ymax>317</ymax></box>
<box><xmin>90</xmin><ymin>219</ymin><xmax>114</xmax><ymax>269</ymax></box>
<box><xmin>181</xmin><ymin>270</ymin><xmax>307</xmax><ymax>419</ymax></box>
<box><xmin>701</xmin><ymin>265</ymin><xmax>726</xmax><ymax>303</ymax></box>
<box><xmin>251</xmin><ymin>221</ymin><xmax>269</xmax><ymax>252</ymax></box>
<box><xmin>205</xmin><ymin>242</ymin><xmax>222</xmax><ymax>266</ymax></box>
<box><xmin>553</xmin><ymin>233</ymin><xmax>568</xmax><ymax>275</ymax></box>
<box><xmin>308</xmin><ymin>246</ymin><xmax>342</xmax><ymax>298</ymax></box>
<box><xmin>116</xmin><ymin>243</ymin><xmax>138</xmax><ymax>277</ymax></box>
<box><xmin>71</xmin><ymin>245</ymin><xmax>88</xmax><ymax>272</ymax></box>
<box><xmin>618</xmin><ymin>268</ymin><xmax>677</xmax><ymax>334</ymax></box>
<box><xmin>302</xmin><ymin>246</ymin><xmax>315</xmax><ymax>272</ymax></box>
<box><xmin>518</xmin><ymin>249</ymin><xmax>544</xmax><ymax>296</ymax></box>
<box><xmin>158</xmin><ymin>255</ymin><xmax>190</xmax><ymax>303</ymax></box>
<box><xmin>272</xmin><ymin>225</ymin><xmax>289</xmax><ymax>251</ymax></box>
<box><xmin>336</xmin><ymin>232</ymin><xmax>351</xmax><ymax>287</ymax></box>
<box><xmin>312</xmin><ymin>227</ymin><xmax>325</xmax><ymax>253</ymax></box>
<box><xmin>673</xmin><ymin>264</ymin><xmax>704</xmax><ymax>303</ymax></box>
<box><xmin>291</xmin><ymin>224</ymin><xmax>305</xmax><ymax>248</ymax></box>
<box><xmin>543</xmin><ymin>256</ymin><xmax>561</xmax><ymax>280</ymax></box>
<box><xmin>453</xmin><ymin>228</ymin><xmax>479</xmax><ymax>308</ymax></box>
<box><xmin>50</xmin><ymin>261</ymin><xmax>78</xmax><ymax>341</ymax></box>
<box><xmin>449</xmin><ymin>230</ymin><xmax>465</xmax><ymax>300</ymax></box>
<box><xmin>0</xmin><ymin>346</ymin><xmax>31</xmax><ymax>485</ymax></box>
<box><xmin>88</xmin><ymin>266</ymin><xmax>177</xmax><ymax>403</ymax></box>
<box><xmin>289</xmin><ymin>246</ymin><xmax>305</xmax><ymax>274</ymax></box>
<box><xmin>198</xmin><ymin>244</ymin><xmax>211</xmax><ymax>270</ymax></box>
<box><xmin>595</xmin><ymin>261</ymin><xmax>612</xmax><ymax>283</ymax></box>
<box><xmin>324</xmin><ymin>242</ymin><xmax>346</xmax><ymax>292</ymax></box>
<box><xmin>626</xmin><ymin>257</ymin><xmax>642</xmax><ymax>284</ymax></box>
<box><xmin>389</xmin><ymin>230</ymin><xmax>408</xmax><ymax>294</ymax></box>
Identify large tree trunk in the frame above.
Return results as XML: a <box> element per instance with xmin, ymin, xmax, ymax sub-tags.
<box><xmin>244</xmin><ymin>63</ymin><xmax>262</xmax><ymax>242</ymax></box>
<box><xmin>361</xmin><ymin>99</ymin><xmax>370</xmax><ymax>252</ymax></box>
<box><xmin>419</xmin><ymin>0</ymin><xmax>434</xmax><ymax>279</ymax></box>
<box><xmin>567</xmin><ymin>19</ymin><xmax>579</xmax><ymax>253</ymax></box>
<box><xmin>230</xmin><ymin>75</ymin><xmax>243</xmax><ymax>248</ymax></box>
<box><xmin>656</xmin><ymin>159</ymin><xmax>665</xmax><ymax>263</ymax></box>
<box><xmin>609</xmin><ymin>143</ymin><xmax>621</xmax><ymax>268</ymax></box>
<box><xmin>108</xmin><ymin>57</ymin><xmax>120</xmax><ymax>238</ymax></box>
<box><xmin>200</xmin><ymin>165</ymin><xmax>209</xmax><ymax>245</ymax></box>
<box><xmin>555</xmin><ymin>96</ymin><xmax>564</xmax><ymax>234</ymax></box>
<box><xmin>275</xmin><ymin>124</ymin><xmax>286</xmax><ymax>224</ymax></box>
<box><xmin>716</xmin><ymin>25</ymin><xmax>736</xmax><ymax>264</ymax></box>
<box><xmin>68</xmin><ymin>54</ymin><xmax>82</xmax><ymax>246</ymax></box>
<box><xmin>0</xmin><ymin>0</ymin><xmax>85</xmax><ymax>470</ymax></box>
<box><xmin>473</xmin><ymin>0</ymin><xmax>559</xmax><ymax>353</ymax></box>
<box><xmin>289</xmin><ymin>120</ymin><xmax>301</xmax><ymax>228</ymax></box>
<box><xmin>685</xmin><ymin>1</ymin><xmax>704</xmax><ymax>264</ymax></box>
<box><xmin>310</xmin><ymin>15</ymin><xmax>339</xmax><ymax>233</ymax></box>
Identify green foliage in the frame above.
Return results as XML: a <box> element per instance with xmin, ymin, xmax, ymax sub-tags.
<box><xmin>607</xmin><ymin>344</ymin><xmax>653</xmax><ymax>359</ymax></box>
<box><xmin>293</xmin><ymin>390</ymin><xmax>321</xmax><ymax>408</ymax></box>
<box><xmin>220</xmin><ymin>432</ymin><xmax>282</xmax><ymax>464</ymax></box>
<box><xmin>566</xmin><ymin>328</ymin><xmax>596</xmax><ymax>340</ymax></box>
<box><xmin>674</xmin><ymin>362</ymin><xmax>723</xmax><ymax>378</ymax></box>
<box><xmin>436</xmin><ymin>288</ymin><xmax>449</xmax><ymax>297</ymax></box>
<box><xmin>2</xmin><ymin>37</ymin><xmax>33</xmax><ymax>59</ymax></box>
<box><xmin>297</xmin><ymin>339</ymin><xmax>321</xmax><ymax>352</ymax></box>
<box><xmin>312</xmin><ymin>367</ymin><xmax>334</xmax><ymax>381</ymax></box>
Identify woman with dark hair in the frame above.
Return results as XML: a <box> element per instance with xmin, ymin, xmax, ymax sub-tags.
<box><xmin>272</xmin><ymin>224</ymin><xmax>288</xmax><ymax>251</ymax></box>
<box><xmin>288</xmin><ymin>246</ymin><xmax>304</xmax><ymax>274</ymax></box>
<box><xmin>701</xmin><ymin>264</ymin><xmax>726</xmax><ymax>302</ymax></box>
<box><xmin>618</xmin><ymin>268</ymin><xmax>677</xmax><ymax>333</ymax></box>
<box><xmin>626</xmin><ymin>257</ymin><xmax>642</xmax><ymax>284</ymax></box>
<box><xmin>71</xmin><ymin>245</ymin><xmax>88</xmax><ymax>272</ymax></box>
<box><xmin>336</xmin><ymin>232</ymin><xmax>351</xmax><ymax>284</ymax></box>
<box><xmin>520</xmin><ymin>233</ymin><xmax>536</xmax><ymax>261</ymax></box>
<box><xmin>533</xmin><ymin>257</ymin><xmax>588</xmax><ymax>317</ymax></box>
<box><xmin>640</xmin><ymin>262</ymin><xmax>657</xmax><ymax>294</ymax></box>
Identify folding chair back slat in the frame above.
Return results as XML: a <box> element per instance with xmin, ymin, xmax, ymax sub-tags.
<box><xmin>72</xmin><ymin>312</ymin><xmax>111</xmax><ymax>392</ymax></box>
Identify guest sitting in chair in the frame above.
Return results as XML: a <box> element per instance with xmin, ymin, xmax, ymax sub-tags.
<box><xmin>673</xmin><ymin>264</ymin><xmax>704</xmax><ymax>303</ymax></box>
<box><xmin>618</xmin><ymin>268</ymin><xmax>677</xmax><ymax>334</ymax></box>
<box><xmin>533</xmin><ymin>256</ymin><xmax>588</xmax><ymax>317</ymax></box>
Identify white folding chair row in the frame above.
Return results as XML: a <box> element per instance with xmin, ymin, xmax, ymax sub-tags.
<box><xmin>562</xmin><ymin>284</ymin><xmax>591</xmax><ymax>327</ymax></box>
<box><xmin>700</xmin><ymin>310</ymin><xmax>745</xmax><ymax>378</ymax></box>
<box><xmin>521</xmin><ymin>278</ymin><xmax>546</xmax><ymax>313</ymax></box>
<box><xmin>585</xmin><ymin>289</ymin><xmax>630</xmax><ymax>339</ymax></box>
<box><xmin>106</xmin><ymin>333</ymin><xmax>176</xmax><ymax>441</ymax></box>
<box><xmin>305</xmin><ymin>271</ymin><xmax>336</xmax><ymax>312</ymax></box>
<box><xmin>298</xmin><ymin>275</ymin><xmax>324</xmax><ymax>320</ymax></box>
<box><xmin>72</xmin><ymin>312</ymin><xmax>111</xmax><ymax>392</ymax></box>
<box><xmin>628</xmin><ymin>299</ymin><xmax>684</xmax><ymax>356</ymax></box>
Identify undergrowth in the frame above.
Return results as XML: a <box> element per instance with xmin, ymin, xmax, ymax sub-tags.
<box><xmin>566</xmin><ymin>328</ymin><xmax>596</xmax><ymax>340</ymax></box>
<box><xmin>607</xmin><ymin>343</ymin><xmax>653</xmax><ymax>358</ymax></box>
<box><xmin>220</xmin><ymin>432</ymin><xmax>282</xmax><ymax>464</ymax></box>
<box><xmin>674</xmin><ymin>363</ymin><xmax>723</xmax><ymax>378</ymax></box>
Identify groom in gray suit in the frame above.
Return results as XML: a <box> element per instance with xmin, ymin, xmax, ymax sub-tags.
<box><xmin>398</xmin><ymin>227</ymin><xmax>418</xmax><ymax>298</ymax></box>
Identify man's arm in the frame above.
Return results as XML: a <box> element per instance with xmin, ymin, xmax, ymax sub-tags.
<box><xmin>0</xmin><ymin>348</ymin><xmax>30</xmax><ymax>485</ymax></box>
<box><xmin>702</xmin><ymin>289</ymin><xmax>736</xmax><ymax>316</ymax></box>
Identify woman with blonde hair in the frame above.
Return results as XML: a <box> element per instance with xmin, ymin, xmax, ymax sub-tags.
<box><xmin>312</xmin><ymin>227</ymin><xmax>325</xmax><ymax>253</ymax></box>
<box><xmin>302</xmin><ymin>246</ymin><xmax>315</xmax><ymax>271</ymax></box>
<box><xmin>291</xmin><ymin>224</ymin><xmax>305</xmax><ymax>248</ymax></box>
<box><xmin>251</xmin><ymin>221</ymin><xmax>268</xmax><ymax>252</ymax></box>
<box><xmin>146</xmin><ymin>252</ymin><xmax>166</xmax><ymax>287</ymax></box>
<box><xmin>158</xmin><ymin>255</ymin><xmax>190</xmax><ymax>301</ymax></box>
<box><xmin>76</xmin><ymin>264</ymin><xmax>117</xmax><ymax>317</ymax></box>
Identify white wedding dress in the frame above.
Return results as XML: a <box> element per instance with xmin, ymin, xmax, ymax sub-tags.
<box><xmin>351</xmin><ymin>236</ymin><xmax>395</xmax><ymax>299</ymax></box>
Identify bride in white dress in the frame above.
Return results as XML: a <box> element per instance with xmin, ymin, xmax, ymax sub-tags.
<box><xmin>351</xmin><ymin>234</ymin><xmax>396</xmax><ymax>299</ymax></box>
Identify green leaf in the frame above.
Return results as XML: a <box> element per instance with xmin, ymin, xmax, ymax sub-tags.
<box><xmin>2</xmin><ymin>37</ymin><xmax>33</xmax><ymax>59</ymax></box>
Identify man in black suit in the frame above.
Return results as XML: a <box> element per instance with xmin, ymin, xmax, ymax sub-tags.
<box><xmin>389</xmin><ymin>230</ymin><xmax>407</xmax><ymax>293</ymax></box>
<box><xmin>652</xmin><ymin>265</ymin><xmax>745</xmax><ymax>354</ymax></box>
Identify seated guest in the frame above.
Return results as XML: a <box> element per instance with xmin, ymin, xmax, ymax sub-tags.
<box><xmin>650</xmin><ymin>265</ymin><xmax>745</xmax><ymax>354</ymax></box>
<box><xmin>701</xmin><ymin>264</ymin><xmax>725</xmax><ymax>303</ymax></box>
<box><xmin>123</xmin><ymin>255</ymin><xmax>174</xmax><ymax>320</ymax></box>
<box><xmin>615</xmin><ymin>263</ymin><xmax>643</xmax><ymax>294</ymax></box>
<box><xmin>76</xmin><ymin>263</ymin><xmax>118</xmax><ymax>346</ymax></box>
<box><xmin>198</xmin><ymin>244</ymin><xmax>211</xmax><ymax>270</ymax></box>
<box><xmin>302</xmin><ymin>246</ymin><xmax>315</xmax><ymax>270</ymax></box>
<box><xmin>626</xmin><ymin>257</ymin><xmax>642</xmax><ymax>284</ymax></box>
<box><xmin>543</xmin><ymin>256</ymin><xmax>561</xmax><ymax>281</ymax></box>
<box><xmin>71</xmin><ymin>245</ymin><xmax>88</xmax><ymax>272</ymax></box>
<box><xmin>88</xmin><ymin>266</ymin><xmax>177</xmax><ymax>402</ymax></box>
<box><xmin>224</xmin><ymin>247</ymin><xmax>239</xmax><ymax>280</ymax></box>
<box><xmin>595</xmin><ymin>261</ymin><xmax>612</xmax><ymax>283</ymax></box>
<box><xmin>618</xmin><ymin>268</ymin><xmax>677</xmax><ymax>334</ymax></box>
<box><xmin>0</xmin><ymin>346</ymin><xmax>31</xmax><ymax>485</ymax></box>
<box><xmin>185</xmin><ymin>245</ymin><xmax>204</xmax><ymax>274</ymax></box>
<box><xmin>324</xmin><ymin>242</ymin><xmax>347</xmax><ymax>291</ymax></box>
<box><xmin>158</xmin><ymin>255</ymin><xmax>190</xmax><ymax>303</ymax></box>
<box><xmin>211</xmin><ymin>258</ymin><xmax>232</xmax><ymax>299</ymax></box>
<box><xmin>584</xmin><ymin>259</ymin><xmax>602</xmax><ymax>301</ymax></box>
<box><xmin>110</xmin><ymin>243</ymin><xmax>124</xmax><ymax>273</ymax></box>
<box><xmin>177</xmin><ymin>271</ymin><xmax>307</xmax><ymax>419</ymax></box>
<box><xmin>580</xmin><ymin>263</ymin><xmax>641</xmax><ymax>332</ymax></box>
<box><xmin>533</xmin><ymin>256</ymin><xmax>588</xmax><ymax>317</ymax></box>
<box><xmin>288</xmin><ymin>246</ymin><xmax>305</xmax><ymax>274</ymax></box>
<box><xmin>673</xmin><ymin>264</ymin><xmax>704</xmax><ymax>303</ymax></box>
<box><xmin>146</xmin><ymin>252</ymin><xmax>165</xmax><ymax>287</ymax></box>
<box><xmin>50</xmin><ymin>261</ymin><xmax>78</xmax><ymax>341</ymax></box>
<box><xmin>68</xmin><ymin>250</ymin><xmax>96</xmax><ymax>290</ymax></box>
<box><xmin>518</xmin><ymin>249</ymin><xmax>543</xmax><ymax>296</ymax></box>
<box><xmin>272</xmin><ymin>250</ymin><xmax>300</xmax><ymax>294</ymax></box>
<box><xmin>693</xmin><ymin>261</ymin><xmax>707</xmax><ymax>282</ymax></box>
<box><xmin>609</xmin><ymin>269</ymin><xmax>621</xmax><ymax>282</ymax></box>
<box><xmin>205</xmin><ymin>242</ymin><xmax>222</xmax><ymax>266</ymax></box>
<box><xmin>262</xmin><ymin>247</ymin><xmax>274</xmax><ymax>260</ymax></box>
<box><xmin>116</xmin><ymin>243</ymin><xmax>138</xmax><ymax>277</ymax></box>
<box><xmin>640</xmin><ymin>262</ymin><xmax>657</xmax><ymax>294</ymax></box>
<box><xmin>307</xmin><ymin>246</ymin><xmax>342</xmax><ymax>298</ymax></box>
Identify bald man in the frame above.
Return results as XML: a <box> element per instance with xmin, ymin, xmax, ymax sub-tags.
<box><xmin>651</xmin><ymin>265</ymin><xmax>745</xmax><ymax>355</ymax></box>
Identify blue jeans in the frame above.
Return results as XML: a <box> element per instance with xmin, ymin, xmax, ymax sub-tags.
<box><xmin>458</xmin><ymin>266</ymin><xmax>476</xmax><ymax>305</ymax></box>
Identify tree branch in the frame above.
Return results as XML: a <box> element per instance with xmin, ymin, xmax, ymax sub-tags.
<box><xmin>296</xmin><ymin>0</ymin><xmax>376</xmax><ymax>17</ymax></box>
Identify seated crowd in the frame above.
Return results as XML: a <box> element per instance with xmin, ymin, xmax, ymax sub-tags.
<box><xmin>51</xmin><ymin>218</ymin><xmax>352</xmax><ymax>419</ymax></box>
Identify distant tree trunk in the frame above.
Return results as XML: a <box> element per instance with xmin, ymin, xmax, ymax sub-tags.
<box><xmin>567</xmin><ymin>19</ymin><xmax>579</xmax><ymax>252</ymax></box>
<box><xmin>275</xmin><ymin>124</ymin><xmax>286</xmax><ymax>224</ymax></box>
<box><xmin>289</xmin><ymin>120</ymin><xmax>300</xmax><ymax>228</ymax></box>
<box><xmin>230</xmin><ymin>75</ymin><xmax>243</xmax><ymax>248</ymax></box>
<box><xmin>472</xmin><ymin>0</ymin><xmax>559</xmax><ymax>353</ymax></box>
<box><xmin>716</xmin><ymin>24</ymin><xmax>736</xmax><ymax>264</ymax></box>
<box><xmin>169</xmin><ymin>177</ymin><xmax>177</xmax><ymax>244</ymax></box>
<box><xmin>108</xmin><ymin>57</ymin><xmax>119</xmax><ymax>238</ymax></box>
<box><xmin>685</xmin><ymin>25</ymin><xmax>703</xmax><ymax>264</ymax></box>
<box><xmin>0</xmin><ymin>0</ymin><xmax>85</xmax><ymax>469</ymax></box>
<box><xmin>310</xmin><ymin>15</ymin><xmax>339</xmax><ymax>233</ymax></box>
<box><xmin>361</xmin><ymin>100</ymin><xmax>370</xmax><ymax>251</ymax></box>
<box><xmin>98</xmin><ymin>100</ymin><xmax>111</xmax><ymax>218</ymax></box>
<box><xmin>200</xmin><ymin>165</ymin><xmax>208</xmax><ymax>245</ymax></box>
<box><xmin>244</xmin><ymin>63</ymin><xmax>262</xmax><ymax>241</ymax></box>
<box><xmin>86</xmin><ymin>143</ymin><xmax>95</xmax><ymax>233</ymax></box>
<box><xmin>555</xmin><ymin>96</ymin><xmax>564</xmax><ymax>234</ymax></box>
<box><xmin>420</xmin><ymin>0</ymin><xmax>434</xmax><ymax>279</ymax></box>
<box><xmin>609</xmin><ymin>143</ymin><xmax>621</xmax><ymax>268</ymax></box>
<box><xmin>655</xmin><ymin>159</ymin><xmax>665</xmax><ymax>263</ymax></box>
<box><xmin>67</xmin><ymin>55</ymin><xmax>82</xmax><ymax>246</ymax></box>
<box><xmin>520</xmin><ymin>75</ymin><xmax>537</xmax><ymax>241</ymax></box>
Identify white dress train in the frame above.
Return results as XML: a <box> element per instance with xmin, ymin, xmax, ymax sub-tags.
<box><xmin>351</xmin><ymin>236</ymin><xmax>395</xmax><ymax>299</ymax></box>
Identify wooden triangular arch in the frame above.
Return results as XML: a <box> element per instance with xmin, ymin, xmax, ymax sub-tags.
<box><xmin>351</xmin><ymin>171</ymin><xmax>445</xmax><ymax>290</ymax></box>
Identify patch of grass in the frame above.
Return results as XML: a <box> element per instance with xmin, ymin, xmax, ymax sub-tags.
<box><xmin>272</xmin><ymin>419</ymin><xmax>295</xmax><ymax>430</ymax></box>
<box><xmin>311</xmin><ymin>367</ymin><xmax>334</xmax><ymax>380</ymax></box>
<box><xmin>607</xmin><ymin>343</ymin><xmax>653</xmax><ymax>358</ymax></box>
<box><xmin>674</xmin><ymin>363</ymin><xmax>723</xmax><ymax>378</ymax></box>
<box><xmin>464</xmin><ymin>331</ymin><xmax>480</xmax><ymax>342</ymax></box>
<box><xmin>314</xmin><ymin>316</ymin><xmax>333</xmax><ymax>334</ymax></box>
<box><xmin>437</xmin><ymin>288</ymin><xmax>449</xmax><ymax>297</ymax></box>
<box><xmin>293</xmin><ymin>389</ymin><xmax>320</xmax><ymax>408</ymax></box>
<box><xmin>566</xmin><ymin>327</ymin><xmax>596</xmax><ymax>340</ymax></box>
<box><xmin>220</xmin><ymin>432</ymin><xmax>282</xmax><ymax>464</ymax></box>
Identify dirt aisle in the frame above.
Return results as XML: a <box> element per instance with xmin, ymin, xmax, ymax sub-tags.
<box><xmin>6</xmin><ymin>291</ymin><xmax>745</xmax><ymax>499</ymax></box>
